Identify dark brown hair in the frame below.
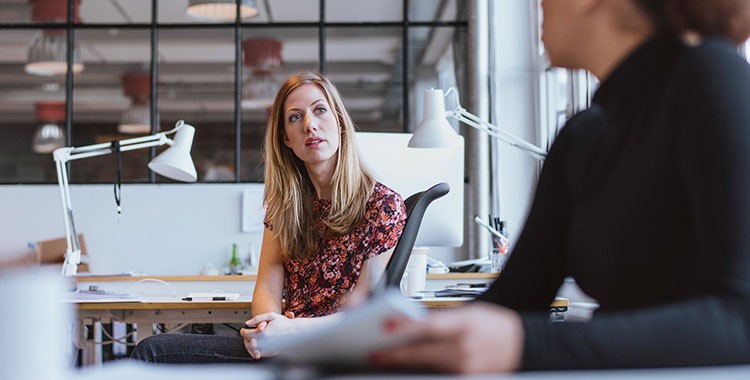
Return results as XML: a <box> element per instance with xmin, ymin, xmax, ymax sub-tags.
<box><xmin>635</xmin><ymin>0</ymin><xmax>750</xmax><ymax>43</ymax></box>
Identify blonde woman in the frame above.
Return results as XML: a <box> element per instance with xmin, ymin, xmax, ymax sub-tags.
<box><xmin>132</xmin><ymin>72</ymin><xmax>406</xmax><ymax>363</ymax></box>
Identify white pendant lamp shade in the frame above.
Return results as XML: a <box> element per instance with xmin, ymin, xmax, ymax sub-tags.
<box><xmin>241</xmin><ymin>38</ymin><xmax>282</xmax><ymax>109</ymax></box>
<box><xmin>119</xmin><ymin>101</ymin><xmax>153</xmax><ymax>134</ymax></box>
<box><xmin>25</xmin><ymin>31</ymin><xmax>84</xmax><ymax>77</ymax></box>
<box><xmin>25</xmin><ymin>0</ymin><xmax>84</xmax><ymax>77</ymax></box>
<box><xmin>242</xmin><ymin>71</ymin><xmax>279</xmax><ymax>109</ymax></box>
<box><xmin>32</xmin><ymin>101</ymin><xmax>66</xmax><ymax>154</ymax></box>
<box><xmin>148</xmin><ymin>123</ymin><xmax>198</xmax><ymax>182</ymax></box>
<box><xmin>186</xmin><ymin>0</ymin><xmax>259</xmax><ymax>22</ymax></box>
<box><xmin>32</xmin><ymin>122</ymin><xmax>66</xmax><ymax>153</ymax></box>
<box><xmin>408</xmin><ymin>89</ymin><xmax>461</xmax><ymax>148</ymax></box>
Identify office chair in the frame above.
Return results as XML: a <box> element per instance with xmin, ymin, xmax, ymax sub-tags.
<box><xmin>375</xmin><ymin>182</ymin><xmax>450</xmax><ymax>293</ymax></box>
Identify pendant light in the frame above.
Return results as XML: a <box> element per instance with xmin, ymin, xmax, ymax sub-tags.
<box><xmin>25</xmin><ymin>0</ymin><xmax>84</xmax><ymax>77</ymax></box>
<box><xmin>241</xmin><ymin>38</ymin><xmax>282</xmax><ymax>109</ymax></box>
<box><xmin>119</xmin><ymin>72</ymin><xmax>158</xmax><ymax>134</ymax></box>
<box><xmin>32</xmin><ymin>101</ymin><xmax>66</xmax><ymax>154</ymax></box>
<box><xmin>186</xmin><ymin>0</ymin><xmax>259</xmax><ymax>22</ymax></box>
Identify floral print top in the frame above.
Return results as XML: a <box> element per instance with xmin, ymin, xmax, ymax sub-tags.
<box><xmin>282</xmin><ymin>182</ymin><xmax>406</xmax><ymax>318</ymax></box>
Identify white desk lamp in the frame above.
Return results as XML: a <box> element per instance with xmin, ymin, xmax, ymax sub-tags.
<box><xmin>408</xmin><ymin>88</ymin><xmax>547</xmax><ymax>160</ymax></box>
<box><xmin>407</xmin><ymin>88</ymin><xmax>545</xmax><ymax>274</ymax></box>
<box><xmin>53</xmin><ymin>120</ymin><xmax>198</xmax><ymax>276</ymax></box>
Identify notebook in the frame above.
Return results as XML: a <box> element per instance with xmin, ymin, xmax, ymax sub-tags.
<box><xmin>257</xmin><ymin>289</ymin><xmax>425</xmax><ymax>365</ymax></box>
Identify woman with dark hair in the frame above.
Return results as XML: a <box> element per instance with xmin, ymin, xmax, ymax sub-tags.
<box><xmin>375</xmin><ymin>0</ymin><xmax>750</xmax><ymax>373</ymax></box>
<box><xmin>131</xmin><ymin>72</ymin><xmax>406</xmax><ymax>363</ymax></box>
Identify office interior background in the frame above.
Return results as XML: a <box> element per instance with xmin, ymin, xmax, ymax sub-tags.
<box><xmin>1</xmin><ymin>0</ymin><xmax>749</xmax><ymax>275</ymax></box>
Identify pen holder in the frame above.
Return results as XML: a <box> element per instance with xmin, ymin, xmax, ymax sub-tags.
<box><xmin>489</xmin><ymin>247</ymin><xmax>507</xmax><ymax>273</ymax></box>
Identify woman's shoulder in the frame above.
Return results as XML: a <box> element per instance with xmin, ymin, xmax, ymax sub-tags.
<box><xmin>370</xmin><ymin>182</ymin><xmax>404</xmax><ymax>203</ymax></box>
<box><xmin>674</xmin><ymin>37</ymin><xmax>750</xmax><ymax>86</ymax></box>
<box><xmin>366</xmin><ymin>182</ymin><xmax>406</xmax><ymax>215</ymax></box>
<box><xmin>666</xmin><ymin>38</ymin><xmax>750</xmax><ymax>124</ymax></box>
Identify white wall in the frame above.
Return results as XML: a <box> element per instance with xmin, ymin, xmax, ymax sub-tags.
<box><xmin>0</xmin><ymin>184</ymin><xmax>264</xmax><ymax>275</ymax></box>
<box><xmin>0</xmin><ymin>134</ymin><xmax>470</xmax><ymax>275</ymax></box>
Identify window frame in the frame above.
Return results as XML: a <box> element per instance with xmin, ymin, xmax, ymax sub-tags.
<box><xmin>0</xmin><ymin>0</ymin><xmax>467</xmax><ymax>184</ymax></box>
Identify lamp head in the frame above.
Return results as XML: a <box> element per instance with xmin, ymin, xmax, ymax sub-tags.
<box><xmin>408</xmin><ymin>89</ymin><xmax>461</xmax><ymax>148</ymax></box>
<box><xmin>148</xmin><ymin>122</ymin><xmax>198</xmax><ymax>182</ymax></box>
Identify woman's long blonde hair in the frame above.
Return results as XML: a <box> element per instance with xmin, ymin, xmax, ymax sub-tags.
<box><xmin>263</xmin><ymin>71</ymin><xmax>375</xmax><ymax>260</ymax></box>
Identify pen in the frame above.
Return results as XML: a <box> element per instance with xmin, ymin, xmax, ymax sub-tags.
<box><xmin>182</xmin><ymin>296</ymin><xmax>227</xmax><ymax>301</ymax></box>
<box><xmin>473</xmin><ymin>215</ymin><xmax>509</xmax><ymax>243</ymax></box>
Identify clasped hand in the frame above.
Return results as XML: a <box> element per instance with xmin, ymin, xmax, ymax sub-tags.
<box><xmin>240</xmin><ymin>311</ymin><xmax>296</xmax><ymax>359</ymax></box>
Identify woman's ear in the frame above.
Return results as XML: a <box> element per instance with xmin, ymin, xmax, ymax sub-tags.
<box><xmin>283</xmin><ymin>132</ymin><xmax>291</xmax><ymax>148</ymax></box>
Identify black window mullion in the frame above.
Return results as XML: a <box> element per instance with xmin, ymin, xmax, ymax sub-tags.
<box><xmin>402</xmin><ymin>0</ymin><xmax>409</xmax><ymax>132</ymax></box>
<box><xmin>65</xmin><ymin>0</ymin><xmax>75</xmax><ymax>179</ymax></box>
<box><xmin>319</xmin><ymin>0</ymin><xmax>326</xmax><ymax>73</ymax></box>
<box><xmin>234</xmin><ymin>0</ymin><xmax>242</xmax><ymax>182</ymax></box>
<box><xmin>149</xmin><ymin>0</ymin><xmax>159</xmax><ymax>182</ymax></box>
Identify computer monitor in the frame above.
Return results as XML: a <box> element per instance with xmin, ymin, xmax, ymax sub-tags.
<box><xmin>355</xmin><ymin>132</ymin><xmax>464</xmax><ymax>247</ymax></box>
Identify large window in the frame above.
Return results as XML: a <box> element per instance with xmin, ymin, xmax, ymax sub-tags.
<box><xmin>0</xmin><ymin>0</ymin><xmax>466</xmax><ymax>184</ymax></box>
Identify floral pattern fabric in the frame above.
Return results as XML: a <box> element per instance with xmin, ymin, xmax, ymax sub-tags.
<box><xmin>282</xmin><ymin>182</ymin><xmax>406</xmax><ymax>318</ymax></box>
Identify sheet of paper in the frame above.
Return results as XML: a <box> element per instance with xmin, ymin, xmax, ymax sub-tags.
<box><xmin>257</xmin><ymin>290</ymin><xmax>425</xmax><ymax>365</ymax></box>
<box><xmin>62</xmin><ymin>291</ymin><xmax>142</xmax><ymax>303</ymax></box>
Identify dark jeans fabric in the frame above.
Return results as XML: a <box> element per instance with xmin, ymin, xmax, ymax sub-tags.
<box><xmin>130</xmin><ymin>333</ymin><xmax>256</xmax><ymax>364</ymax></box>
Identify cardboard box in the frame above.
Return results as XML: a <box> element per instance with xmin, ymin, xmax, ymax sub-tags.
<box><xmin>35</xmin><ymin>234</ymin><xmax>89</xmax><ymax>273</ymax></box>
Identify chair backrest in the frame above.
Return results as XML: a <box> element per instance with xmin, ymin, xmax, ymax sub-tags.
<box><xmin>375</xmin><ymin>182</ymin><xmax>450</xmax><ymax>293</ymax></box>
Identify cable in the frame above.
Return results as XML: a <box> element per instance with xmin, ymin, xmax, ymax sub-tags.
<box><xmin>114</xmin><ymin>278</ymin><xmax>178</xmax><ymax>297</ymax></box>
<box><xmin>87</xmin><ymin>320</ymin><xmax>190</xmax><ymax>346</ymax></box>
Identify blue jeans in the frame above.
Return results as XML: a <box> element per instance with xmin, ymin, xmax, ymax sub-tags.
<box><xmin>130</xmin><ymin>333</ymin><xmax>256</xmax><ymax>364</ymax></box>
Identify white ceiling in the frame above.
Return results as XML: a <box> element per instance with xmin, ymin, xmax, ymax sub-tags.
<box><xmin>0</xmin><ymin>0</ymin><xmax>460</xmax><ymax>128</ymax></box>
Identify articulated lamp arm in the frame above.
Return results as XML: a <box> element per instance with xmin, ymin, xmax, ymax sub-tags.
<box><xmin>52</xmin><ymin>120</ymin><xmax>196</xmax><ymax>276</ymax></box>
<box><xmin>444</xmin><ymin>88</ymin><xmax>547</xmax><ymax>160</ymax></box>
<box><xmin>409</xmin><ymin>88</ymin><xmax>547</xmax><ymax>161</ymax></box>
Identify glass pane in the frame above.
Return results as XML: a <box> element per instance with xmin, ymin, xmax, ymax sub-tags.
<box><xmin>1</xmin><ymin>0</ymin><xmax>74</xmax><ymax>25</ymax></box>
<box><xmin>326</xmin><ymin>0</ymin><xmax>402</xmax><ymax>22</ymax></box>
<box><xmin>160</xmin><ymin>0</ymin><xmax>319</xmax><ymax>24</ymax></box>
<box><xmin>262</xmin><ymin>0</ymin><xmax>319</xmax><ymax>23</ymax></box>
<box><xmin>80</xmin><ymin>0</ymin><xmax>152</xmax><ymax>24</ymax></box>
<box><xmin>408</xmin><ymin>26</ymin><xmax>463</xmax><ymax>133</ymax></box>
<box><xmin>326</xmin><ymin>27</ymin><xmax>402</xmax><ymax>132</ymax></box>
<box><xmin>0</xmin><ymin>28</ymin><xmax>67</xmax><ymax>183</ymax></box>
<box><xmin>158</xmin><ymin>28</ymin><xmax>236</xmax><ymax>182</ymax></box>
<box><xmin>0</xmin><ymin>1</ymin><xmax>30</xmax><ymax>24</ymax></box>
<box><xmin>410</xmin><ymin>0</ymin><xmax>466</xmax><ymax>22</ymax></box>
<box><xmin>240</xmin><ymin>28</ymin><xmax>318</xmax><ymax>182</ymax></box>
<box><xmin>71</xmin><ymin>28</ymin><xmax>152</xmax><ymax>183</ymax></box>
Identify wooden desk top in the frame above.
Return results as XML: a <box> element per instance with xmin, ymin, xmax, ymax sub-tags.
<box><xmin>74</xmin><ymin>297</ymin><xmax>568</xmax><ymax>310</ymax></box>
<box><xmin>75</xmin><ymin>300</ymin><xmax>253</xmax><ymax>310</ymax></box>
<box><xmin>72</xmin><ymin>273</ymin><xmax>499</xmax><ymax>282</ymax></box>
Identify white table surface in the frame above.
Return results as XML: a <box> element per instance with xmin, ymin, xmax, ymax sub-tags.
<box><xmin>70</xmin><ymin>361</ymin><xmax>750</xmax><ymax>380</ymax></box>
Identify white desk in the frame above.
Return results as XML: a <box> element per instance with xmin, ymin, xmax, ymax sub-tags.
<box><xmin>70</xmin><ymin>360</ymin><xmax>750</xmax><ymax>380</ymax></box>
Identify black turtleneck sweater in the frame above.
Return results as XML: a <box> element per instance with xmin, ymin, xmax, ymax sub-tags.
<box><xmin>477</xmin><ymin>32</ymin><xmax>750</xmax><ymax>370</ymax></box>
